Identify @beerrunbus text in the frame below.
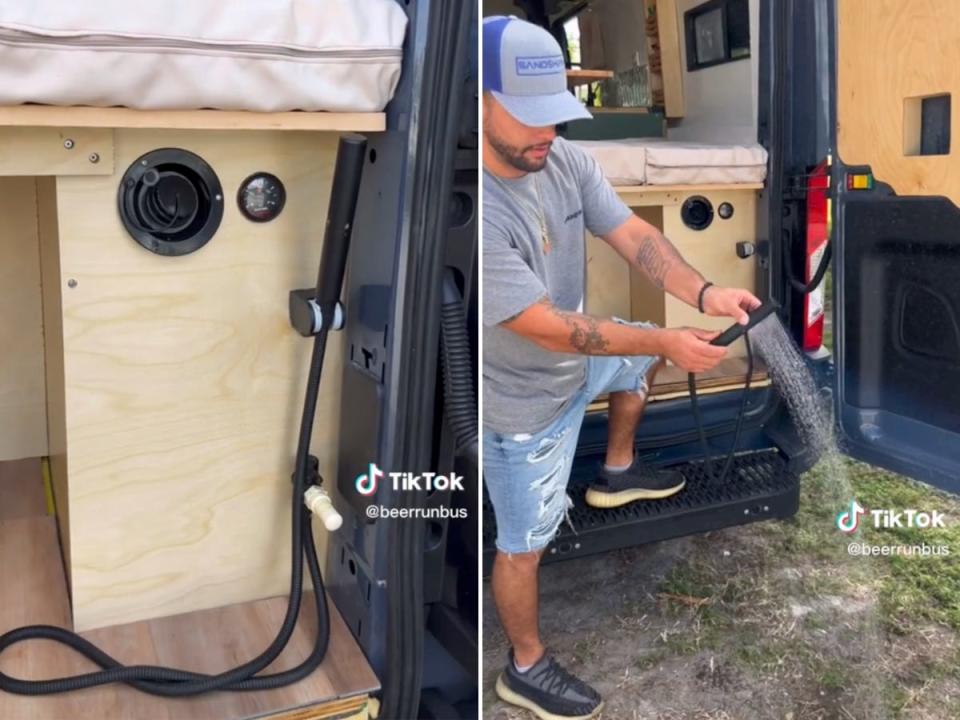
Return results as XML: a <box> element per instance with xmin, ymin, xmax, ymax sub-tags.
<box><xmin>837</xmin><ymin>499</ymin><xmax>951</xmax><ymax>558</ymax></box>
<box><xmin>354</xmin><ymin>462</ymin><xmax>468</xmax><ymax>520</ymax></box>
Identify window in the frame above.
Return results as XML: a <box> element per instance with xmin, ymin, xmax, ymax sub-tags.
<box><xmin>684</xmin><ymin>0</ymin><xmax>750</xmax><ymax>71</ymax></box>
<box><xmin>903</xmin><ymin>94</ymin><xmax>951</xmax><ymax>156</ymax></box>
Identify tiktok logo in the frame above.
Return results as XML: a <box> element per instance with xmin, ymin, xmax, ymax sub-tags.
<box><xmin>836</xmin><ymin>500</ymin><xmax>867</xmax><ymax>533</ymax></box>
<box><xmin>355</xmin><ymin>463</ymin><xmax>384</xmax><ymax>496</ymax></box>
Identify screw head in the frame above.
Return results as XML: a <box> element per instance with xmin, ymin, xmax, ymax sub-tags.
<box><xmin>67</xmin><ymin>279</ymin><xmax>78</xmax><ymax>288</ymax></box>
<box><xmin>88</xmin><ymin>153</ymin><xmax>100</xmax><ymax>164</ymax></box>
<box><xmin>63</xmin><ymin>139</ymin><xmax>75</xmax><ymax>150</ymax></box>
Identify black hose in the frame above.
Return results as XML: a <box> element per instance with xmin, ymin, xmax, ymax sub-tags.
<box><xmin>0</xmin><ymin>329</ymin><xmax>332</xmax><ymax>696</ymax></box>
<box><xmin>785</xmin><ymin>233</ymin><xmax>832</xmax><ymax>294</ymax></box>
<box><xmin>439</xmin><ymin>270</ymin><xmax>479</xmax><ymax>465</ymax></box>
<box><xmin>689</xmin><ymin>332</ymin><xmax>754</xmax><ymax>483</ymax></box>
<box><xmin>0</xmin><ymin>133</ymin><xmax>369</xmax><ymax>697</ymax></box>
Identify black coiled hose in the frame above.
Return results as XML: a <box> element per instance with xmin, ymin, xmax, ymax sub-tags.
<box><xmin>439</xmin><ymin>270</ymin><xmax>479</xmax><ymax>465</ymax></box>
<box><xmin>0</xmin><ymin>329</ymin><xmax>332</xmax><ymax>697</ymax></box>
<box><xmin>688</xmin><ymin>332</ymin><xmax>755</xmax><ymax>483</ymax></box>
<box><xmin>0</xmin><ymin>132</ymin><xmax>370</xmax><ymax>697</ymax></box>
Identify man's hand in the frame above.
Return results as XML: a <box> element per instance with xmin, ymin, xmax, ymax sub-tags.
<box><xmin>659</xmin><ymin>328</ymin><xmax>728</xmax><ymax>373</ymax></box>
<box><xmin>701</xmin><ymin>286</ymin><xmax>762</xmax><ymax>325</ymax></box>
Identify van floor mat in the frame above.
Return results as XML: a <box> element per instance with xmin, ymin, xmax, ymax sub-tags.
<box><xmin>482</xmin><ymin>448</ymin><xmax>799</xmax><ymax>575</ymax></box>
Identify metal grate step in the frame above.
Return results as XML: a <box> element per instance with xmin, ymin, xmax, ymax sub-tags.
<box><xmin>482</xmin><ymin>448</ymin><xmax>799</xmax><ymax>575</ymax></box>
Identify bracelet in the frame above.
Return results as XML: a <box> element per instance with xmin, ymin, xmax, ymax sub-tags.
<box><xmin>697</xmin><ymin>282</ymin><xmax>714</xmax><ymax>313</ymax></box>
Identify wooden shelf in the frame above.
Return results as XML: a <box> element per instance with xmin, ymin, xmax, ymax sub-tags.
<box><xmin>0</xmin><ymin>105</ymin><xmax>386</xmax><ymax>132</ymax></box>
<box><xmin>614</xmin><ymin>182</ymin><xmax>764</xmax><ymax>195</ymax></box>
<box><xmin>566</xmin><ymin>69</ymin><xmax>614</xmax><ymax>87</ymax></box>
<box><xmin>589</xmin><ymin>107</ymin><xmax>652</xmax><ymax>114</ymax></box>
<box><xmin>588</xmin><ymin>357</ymin><xmax>771</xmax><ymax>411</ymax></box>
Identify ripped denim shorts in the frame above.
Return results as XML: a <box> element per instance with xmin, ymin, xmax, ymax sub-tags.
<box><xmin>483</xmin><ymin>320</ymin><xmax>660</xmax><ymax>555</ymax></box>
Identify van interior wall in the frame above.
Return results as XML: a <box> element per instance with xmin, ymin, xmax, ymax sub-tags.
<box><xmin>0</xmin><ymin>178</ymin><xmax>48</xmax><ymax>462</ymax></box>
<box><xmin>0</xmin><ymin>128</ymin><xmax>343</xmax><ymax>633</ymax></box>
<box><xmin>668</xmin><ymin>0</ymin><xmax>760</xmax><ymax>144</ymax></box>
<box><xmin>580</xmin><ymin>0</ymin><xmax>649</xmax><ymax>73</ymax></box>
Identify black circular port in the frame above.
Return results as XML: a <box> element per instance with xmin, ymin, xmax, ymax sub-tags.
<box><xmin>681</xmin><ymin>195</ymin><xmax>714</xmax><ymax>231</ymax></box>
<box><xmin>718</xmin><ymin>201</ymin><xmax>735</xmax><ymax>220</ymax></box>
<box><xmin>118</xmin><ymin>149</ymin><xmax>223</xmax><ymax>256</ymax></box>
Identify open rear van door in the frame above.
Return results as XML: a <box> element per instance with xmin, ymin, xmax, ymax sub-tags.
<box><xmin>831</xmin><ymin>0</ymin><xmax>960</xmax><ymax>493</ymax></box>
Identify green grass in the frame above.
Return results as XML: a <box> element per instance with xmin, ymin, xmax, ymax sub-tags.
<box><xmin>649</xmin><ymin>456</ymin><xmax>960</xmax><ymax>716</ymax></box>
<box><xmin>848</xmin><ymin>463</ymin><xmax>960</xmax><ymax>632</ymax></box>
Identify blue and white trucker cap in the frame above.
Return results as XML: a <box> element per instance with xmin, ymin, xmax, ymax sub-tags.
<box><xmin>483</xmin><ymin>15</ymin><xmax>592</xmax><ymax>127</ymax></box>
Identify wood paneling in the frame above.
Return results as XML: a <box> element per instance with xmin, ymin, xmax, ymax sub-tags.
<box><xmin>585</xmin><ymin>231</ymin><xmax>633</xmax><ymax>319</ymax></box>
<box><xmin>656</xmin><ymin>0</ymin><xmax>685</xmax><ymax>118</ymax></box>
<box><xmin>0</xmin><ymin>105</ymin><xmax>386</xmax><ymax>133</ymax></box>
<box><xmin>837</xmin><ymin>0</ymin><xmax>960</xmax><ymax>204</ymax></box>
<box><xmin>52</xmin><ymin>129</ymin><xmax>346</xmax><ymax>630</ymax></box>
<box><xmin>0</xmin><ymin>492</ymin><xmax>378</xmax><ymax>720</ymax></box>
<box><xmin>566</xmin><ymin>69</ymin><xmax>614</xmax><ymax>87</ymax></box>
<box><xmin>588</xmin><ymin>356</ymin><xmax>771</xmax><ymax>411</ymax></box>
<box><xmin>615</xmin><ymin>183</ymin><xmax>763</xmax><ymax>196</ymax></box>
<box><xmin>0</xmin><ymin>458</ymin><xmax>46</xmax><ymax>521</ymax></box>
<box><xmin>36</xmin><ymin>177</ymin><xmax>71</xmax><ymax>578</ymax></box>
<box><xmin>582</xmin><ymin>187</ymin><xmax>760</xmax><ymax>358</ymax></box>
<box><xmin>0</xmin><ymin>178</ymin><xmax>47</xmax><ymax>461</ymax></box>
<box><xmin>0</xmin><ymin>128</ymin><xmax>114</xmax><ymax>177</ymax></box>
<box><xmin>660</xmin><ymin>188</ymin><xmax>758</xmax><ymax>357</ymax></box>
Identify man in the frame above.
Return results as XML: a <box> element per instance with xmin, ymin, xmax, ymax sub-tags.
<box><xmin>482</xmin><ymin>15</ymin><xmax>763</xmax><ymax>720</ymax></box>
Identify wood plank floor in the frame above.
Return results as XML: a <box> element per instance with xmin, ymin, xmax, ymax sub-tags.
<box><xmin>651</xmin><ymin>357</ymin><xmax>770</xmax><ymax>398</ymax></box>
<box><xmin>588</xmin><ymin>356</ymin><xmax>770</xmax><ymax>412</ymax></box>
<box><xmin>0</xmin><ymin>458</ymin><xmax>47</xmax><ymax>520</ymax></box>
<box><xmin>0</xmin><ymin>459</ymin><xmax>379</xmax><ymax>720</ymax></box>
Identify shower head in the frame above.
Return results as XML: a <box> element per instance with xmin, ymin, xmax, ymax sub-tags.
<box><xmin>710</xmin><ymin>301</ymin><xmax>780</xmax><ymax>347</ymax></box>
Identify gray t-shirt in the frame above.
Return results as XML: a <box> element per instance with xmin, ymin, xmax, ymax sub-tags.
<box><xmin>483</xmin><ymin>136</ymin><xmax>633</xmax><ymax>434</ymax></box>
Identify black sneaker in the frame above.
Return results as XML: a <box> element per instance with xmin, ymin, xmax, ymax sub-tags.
<box><xmin>495</xmin><ymin>649</ymin><xmax>603</xmax><ymax>720</ymax></box>
<box><xmin>585</xmin><ymin>456</ymin><xmax>686</xmax><ymax>508</ymax></box>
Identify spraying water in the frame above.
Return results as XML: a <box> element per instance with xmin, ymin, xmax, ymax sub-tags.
<box><xmin>751</xmin><ymin>315</ymin><xmax>833</xmax><ymax>456</ymax></box>
<box><xmin>746</xmin><ymin>314</ymin><xmax>889</xmax><ymax>719</ymax></box>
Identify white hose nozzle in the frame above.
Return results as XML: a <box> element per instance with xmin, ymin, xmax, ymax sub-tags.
<box><xmin>304</xmin><ymin>486</ymin><xmax>343</xmax><ymax>532</ymax></box>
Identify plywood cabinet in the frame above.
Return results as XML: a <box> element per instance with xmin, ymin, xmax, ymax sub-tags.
<box><xmin>0</xmin><ymin>179</ymin><xmax>47</xmax><ymax>461</ymax></box>
<box><xmin>1</xmin><ymin>118</ymin><xmax>353</xmax><ymax>632</ymax></box>
<box><xmin>586</xmin><ymin>185</ymin><xmax>760</xmax><ymax>358</ymax></box>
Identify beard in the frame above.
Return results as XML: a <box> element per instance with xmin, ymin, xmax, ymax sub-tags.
<box><xmin>484</xmin><ymin>124</ymin><xmax>551</xmax><ymax>173</ymax></box>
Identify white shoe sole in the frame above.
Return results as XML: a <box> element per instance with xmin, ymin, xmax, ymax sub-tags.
<box><xmin>495</xmin><ymin>672</ymin><xmax>604</xmax><ymax>720</ymax></box>
<box><xmin>584</xmin><ymin>478</ymin><xmax>686</xmax><ymax>508</ymax></box>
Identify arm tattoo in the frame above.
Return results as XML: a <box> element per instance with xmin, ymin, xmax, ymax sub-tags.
<box><xmin>500</xmin><ymin>297</ymin><xmax>612</xmax><ymax>354</ymax></box>
<box><xmin>634</xmin><ymin>231</ymin><xmax>687</xmax><ymax>289</ymax></box>
<box><xmin>546</xmin><ymin>303</ymin><xmax>610</xmax><ymax>354</ymax></box>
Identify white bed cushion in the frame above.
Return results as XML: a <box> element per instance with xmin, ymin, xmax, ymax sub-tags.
<box><xmin>572</xmin><ymin>138</ymin><xmax>768</xmax><ymax>186</ymax></box>
<box><xmin>0</xmin><ymin>0</ymin><xmax>406</xmax><ymax>112</ymax></box>
<box><xmin>643</xmin><ymin>141</ymin><xmax>768</xmax><ymax>185</ymax></box>
<box><xmin>570</xmin><ymin>139</ymin><xmax>649</xmax><ymax>185</ymax></box>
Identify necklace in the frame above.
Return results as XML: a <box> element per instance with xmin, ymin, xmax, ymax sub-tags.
<box><xmin>488</xmin><ymin>171</ymin><xmax>551</xmax><ymax>254</ymax></box>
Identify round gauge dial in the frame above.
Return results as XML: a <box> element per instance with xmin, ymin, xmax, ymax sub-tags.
<box><xmin>238</xmin><ymin>172</ymin><xmax>286</xmax><ymax>222</ymax></box>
